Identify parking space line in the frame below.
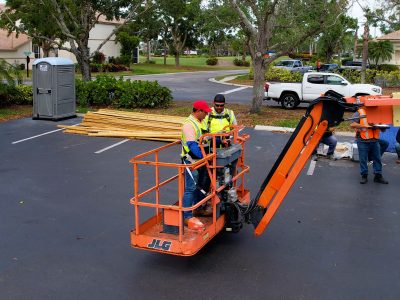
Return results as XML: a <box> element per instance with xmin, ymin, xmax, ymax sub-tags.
<box><xmin>307</xmin><ymin>160</ymin><xmax>316</xmax><ymax>176</ymax></box>
<box><xmin>12</xmin><ymin>128</ymin><xmax>64</xmax><ymax>144</ymax></box>
<box><xmin>11</xmin><ymin>123</ymin><xmax>80</xmax><ymax>144</ymax></box>
<box><xmin>219</xmin><ymin>86</ymin><xmax>250</xmax><ymax>95</ymax></box>
<box><xmin>95</xmin><ymin>139</ymin><xmax>130</xmax><ymax>154</ymax></box>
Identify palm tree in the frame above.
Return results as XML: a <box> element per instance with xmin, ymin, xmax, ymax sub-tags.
<box><xmin>0</xmin><ymin>59</ymin><xmax>16</xmax><ymax>86</ymax></box>
<box><xmin>0</xmin><ymin>59</ymin><xmax>22</xmax><ymax>84</ymax></box>
<box><xmin>368</xmin><ymin>41</ymin><xmax>394</xmax><ymax>66</ymax></box>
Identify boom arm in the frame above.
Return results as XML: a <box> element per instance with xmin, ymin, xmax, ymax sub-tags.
<box><xmin>248</xmin><ymin>94</ymin><xmax>359</xmax><ymax>236</ymax></box>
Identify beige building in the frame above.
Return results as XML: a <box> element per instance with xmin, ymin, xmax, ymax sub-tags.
<box><xmin>0</xmin><ymin>29</ymin><xmax>32</xmax><ymax>67</ymax></box>
<box><xmin>376</xmin><ymin>30</ymin><xmax>400</xmax><ymax>65</ymax></box>
<box><xmin>0</xmin><ymin>4</ymin><xmax>122</xmax><ymax>68</ymax></box>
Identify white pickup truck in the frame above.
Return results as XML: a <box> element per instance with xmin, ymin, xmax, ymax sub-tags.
<box><xmin>264</xmin><ymin>72</ymin><xmax>382</xmax><ymax>109</ymax></box>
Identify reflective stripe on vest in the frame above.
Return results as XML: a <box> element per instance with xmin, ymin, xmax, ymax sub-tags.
<box><xmin>357</xmin><ymin>108</ymin><xmax>380</xmax><ymax>140</ymax></box>
<box><xmin>181</xmin><ymin>115</ymin><xmax>201</xmax><ymax>157</ymax></box>
<box><xmin>207</xmin><ymin>108</ymin><xmax>233</xmax><ymax>133</ymax></box>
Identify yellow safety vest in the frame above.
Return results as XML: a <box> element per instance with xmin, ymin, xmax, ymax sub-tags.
<box><xmin>357</xmin><ymin>108</ymin><xmax>380</xmax><ymax>140</ymax></box>
<box><xmin>205</xmin><ymin>108</ymin><xmax>235</xmax><ymax>133</ymax></box>
<box><xmin>181</xmin><ymin>115</ymin><xmax>202</xmax><ymax>158</ymax></box>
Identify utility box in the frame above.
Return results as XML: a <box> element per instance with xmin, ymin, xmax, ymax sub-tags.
<box><xmin>32</xmin><ymin>57</ymin><xmax>76</xmax><ymax>121</ymax></box>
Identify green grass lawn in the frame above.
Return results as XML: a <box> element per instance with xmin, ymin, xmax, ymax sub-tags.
<box><xmin>82</xmin><ymin>56</ymin><xmax>250</xmax><ymax>77</ymax></box>
<box><xmin>143</xmin><ymin>55</ymin><xmax>251</xmax><ymax>66</ymax></box>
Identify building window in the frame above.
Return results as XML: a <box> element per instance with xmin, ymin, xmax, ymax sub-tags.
<box><xmin>32</xmin><ymin>44</ymin><xmax>40</xmax><ymax>58</ymax></box>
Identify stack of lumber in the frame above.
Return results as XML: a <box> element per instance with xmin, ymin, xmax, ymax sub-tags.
<box><xmin>58</xmin><ymin>109</ymin><xmax>186</xmax><ymax>142</ymax></box>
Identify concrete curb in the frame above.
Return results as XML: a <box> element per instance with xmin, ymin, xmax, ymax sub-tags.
<box><xmin>208</xmin><ymin>76</ymin><xmax>251</xmax><ymax>88</ymax></box>
<box><xmin>254</xmin><ymin>124</ymin><xmax>355</xmax><ymax>137</ymax></box>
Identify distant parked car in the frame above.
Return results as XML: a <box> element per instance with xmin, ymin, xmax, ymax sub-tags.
<box><xmin>273</xmin><ymin>59</ymin><xmax>313</xmax><ymax>74</ymax></box>
<box><xmin>319</xmin><ymin>63</ymin><xmax>339</xmax><ymax>72</ymax></box>
<box><xmin>339</xmin><ymin>60</ymin><xmax>369</xmax><ymax>71</ymax></box>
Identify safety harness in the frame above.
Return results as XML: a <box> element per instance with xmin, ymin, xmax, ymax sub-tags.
<box><xmin>207</xmin><ymin>108</ymin><xmax>234</xmax><ymax>133</ymax></box>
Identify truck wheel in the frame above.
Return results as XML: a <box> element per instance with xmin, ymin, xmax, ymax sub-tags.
<box><xmin>280</xmin><ymin>93</ymin><xmax>300</xmax><ymax>109</ymax></box>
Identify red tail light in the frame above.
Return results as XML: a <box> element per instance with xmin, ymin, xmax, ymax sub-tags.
<box><xmin>264</xmin><ymin>82</ymin><xmax>269</xmax><ymax>92</ymax></box>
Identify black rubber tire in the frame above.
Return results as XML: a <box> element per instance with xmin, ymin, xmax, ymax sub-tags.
<box><xmin>280</xmin><ymin>93</ymin><xmax>300</xmax><ymax>109</ymax></box>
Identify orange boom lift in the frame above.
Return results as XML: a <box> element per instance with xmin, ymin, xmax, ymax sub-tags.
<box><xmin>130</xmin><ymin>92</ymin><xmax>400</xmax><ymax>256</ymax></box>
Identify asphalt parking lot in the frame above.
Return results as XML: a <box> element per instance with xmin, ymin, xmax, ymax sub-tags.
<box><xmin>1</xmin><ymin>117</ymin><xmax>400</xmax><ymax>300</ymax></box>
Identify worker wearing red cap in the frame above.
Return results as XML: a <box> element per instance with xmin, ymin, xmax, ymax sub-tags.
<box><xmin>181</xmin><ymin>100</ymin><xmax>212</xmax><ymax>230</ymax></box>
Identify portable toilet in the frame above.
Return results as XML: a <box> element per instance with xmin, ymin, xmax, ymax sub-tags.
<box><xmin>32</xmin><ymin>57</ymin><xmax>76</xmax><ymax>120</ymax></box>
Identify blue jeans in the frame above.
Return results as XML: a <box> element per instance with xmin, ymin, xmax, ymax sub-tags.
<box><xmin>182</xmin><ymin>160</ymin><xmax>206</xmax><ymax>219</ymax></box>
<box><xmin>395</xmin><ymin>142</ymin><xmax>400</xmax><ymax>159</ymax></box>
<box><xmin>357</xmin><ymin>140</ymin><xmax>382</xmax><ymax>175</ymax></box>
<box><xmin>312</xmin><ymin>135</ymin><xmax>337</xmax><ymax>155</ymax></box>
<box><xmin>368</xmin><ymin>139</ymin><xmax>388</xmax><ymax>160</ymax></box>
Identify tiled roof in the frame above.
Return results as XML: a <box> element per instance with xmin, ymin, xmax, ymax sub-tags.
<box><xmin>0</xmin><ymin>3</ymin><xmax>31</xmax><ymax>50</ymax></box>
<box><xmin>377</xmin><ymin>30</ymin><xmax>400</xmax><ymax>41</ymax></box>
<box><xmin>0</xmin><ymin>30</ymin><xmax>31</xmax><ymax>51</ymax></box>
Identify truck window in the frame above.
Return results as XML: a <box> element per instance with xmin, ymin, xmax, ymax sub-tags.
<box><xmin>307</xmin><ymin>75</ymin><xmax>324</xmax><ymax>84</ymax></box>
<box><xmin>294</xmin><ymin>62</ymin><xmax>301</xmax><ymax>67</ymax></box>
<box><xmin>276</xmin><ymin>61</ymin><xmax>294</xmax><ymax>67</ymax></box>
<box><xmin>326</xmin><ymin>75</ymin><xmax>343</xmax><ymax>85</ymax></box>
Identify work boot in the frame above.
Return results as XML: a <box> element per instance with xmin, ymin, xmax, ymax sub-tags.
<box><xmin>184</xmin><ymin>217</ymin><xmax>205</xmax><ymax>231</ymax></box>
<box><xmin>326</xmin><ymin>154</ymin><xmax>336</xmax><ymax>160</ymax></box>
<box><xmin>373</xmin><ymin>174</ymin><xmax>388</xmax><ymax>184</ymax></box>
<box><xmin>194</xmin><ymin>206</ymin><xmax>213</xmax><ymax>217</ymax></box>
<box><xmin>360</xmin><ymin>174</ymin><xmax>368</xmax><ymax>184</ymax></box>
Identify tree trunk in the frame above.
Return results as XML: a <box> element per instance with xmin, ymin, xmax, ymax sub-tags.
<box><xmin>76</xmin><ymin>42</ymin><xmax>91</xmax><ymax>81</ymax></box>
<box><xmin>147</xmin><ymin>40</ymin><xmax>151</xmax><ymax>62</ymax></box>
<box><xmin>353</xmin><ymin>27</ymin><xmax>358</xmax><ymax>61</ymax></box>
<box><xmin>361</xmin><ymin>23</ymin><xmax>369</xmax><ymax>84</ymax></box>
<box><xmin>250</xmin><ymin>52</ymin><xmax>266</xmax><ymax>113</ymax></box>
<box><xmin>175</xmin><ymin>52</ymin><xmax>180</xmax><ymax>67</ymax></box>
<box><xmin>163</xmin><ymin>43</ymin><xmax>167</xmax><ymax>65</ymax></box>
<box><xmin>242</xmin><ymin>39</ymin><xmax>246</xmax><ymax>63</ymax></box>
<box><xmin>78</xmin><ymin>56</ymin><xmax>91</xmax><ymax>82</ymax></box>
<box><xmin>41</xmin><ymin>41</ymin><xmax>52</xmax><ymax>58</ymax></box>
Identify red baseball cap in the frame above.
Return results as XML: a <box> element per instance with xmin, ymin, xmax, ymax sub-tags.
<box><xmin>193</xmin><ymin>100</ymin><xmax>212</xmax><ymax>113</ymax></box>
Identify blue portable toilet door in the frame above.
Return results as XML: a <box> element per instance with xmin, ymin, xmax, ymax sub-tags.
<box><xmin>36</xmin><ymin>62</ymin><xmax>53</xmax><ymax>117</ymax></box>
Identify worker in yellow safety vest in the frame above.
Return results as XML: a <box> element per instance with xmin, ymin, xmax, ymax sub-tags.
<box><xmin>204</xmin><ymin>94</ymin><xmax>239</xmax><ymax>183</ymax></box>
<box><xmin>204</xmin><ymin>94</ymin><xmax>237</xmax><ymax>135</ymax></box>
<box><xmin>181</xmin><ymin>100</ymin><xmax>212</xmax><ymax>231</ymax></box>
<box><xmin>350</xmin><ymin>106</ymin><xmax>388</xmax><ymax>184</ymax></box>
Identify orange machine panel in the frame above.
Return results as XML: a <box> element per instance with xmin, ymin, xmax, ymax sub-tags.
<box><xmin>345</xmin><ymin>95</ymin><xmax>400</xmax><ymax>124</ymax></box>
<box><xmin>163</xmin><ymin>209</ymin><xmax>180</xmax><ymax>226</ymax></box>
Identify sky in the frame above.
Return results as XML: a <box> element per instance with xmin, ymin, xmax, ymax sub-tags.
<box><xmin>347</xmin><ymin>0</ymin><xmax>383</xmax><ymax>37</ymax></box>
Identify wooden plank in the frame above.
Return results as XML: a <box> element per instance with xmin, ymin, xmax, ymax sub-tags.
<box><xmin>60</xmin><ymin>110</ymin><xmax>185</xmax><ymax>142</ymax></box>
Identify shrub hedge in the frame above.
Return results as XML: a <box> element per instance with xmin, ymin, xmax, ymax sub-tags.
<box><xmin>206</xmin><ymin>57</ymin><xmax>218</xmax><ymax>65</ymax></box>
<box><xmin>265</xmin><ymin>68</ymin><xmax>302</xmax><ymax>82</ymax></box>
<box><xmin>89</xmin><ymin>63</ymin><xmax>130</xmax><ymax>73</ymax></box>
<box><xmin>233</xmin><ymin>58</ymin><xmax>250</xmax><ymax>67</ymax></box>
<box><xmin>337</xmin><ymin>69</ymin><xmax>400</xmax><ymax>86</ymax></box>
<box><xmin>108</xmin><ymin>55</ymin><xmax>131</xmax><ymax>66</ymax></box>
<box><xmin>0</xmin><ymin>84</ymin><xmax>32</xmax><ymax>106</ymax></box>
<box><xmin>76</xmin><ymin>75</ymin><xmax>172</xmax><ymax>108</ymax></box>
<box><xmin>377</xmin><ymin>64</ymin><xmax>398</xmax><ymax>72</ymax></box>
<box><xmin>261</xmin><ymin>66</ymin><xmax>400</xmax><ymax>87</ymax></box>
